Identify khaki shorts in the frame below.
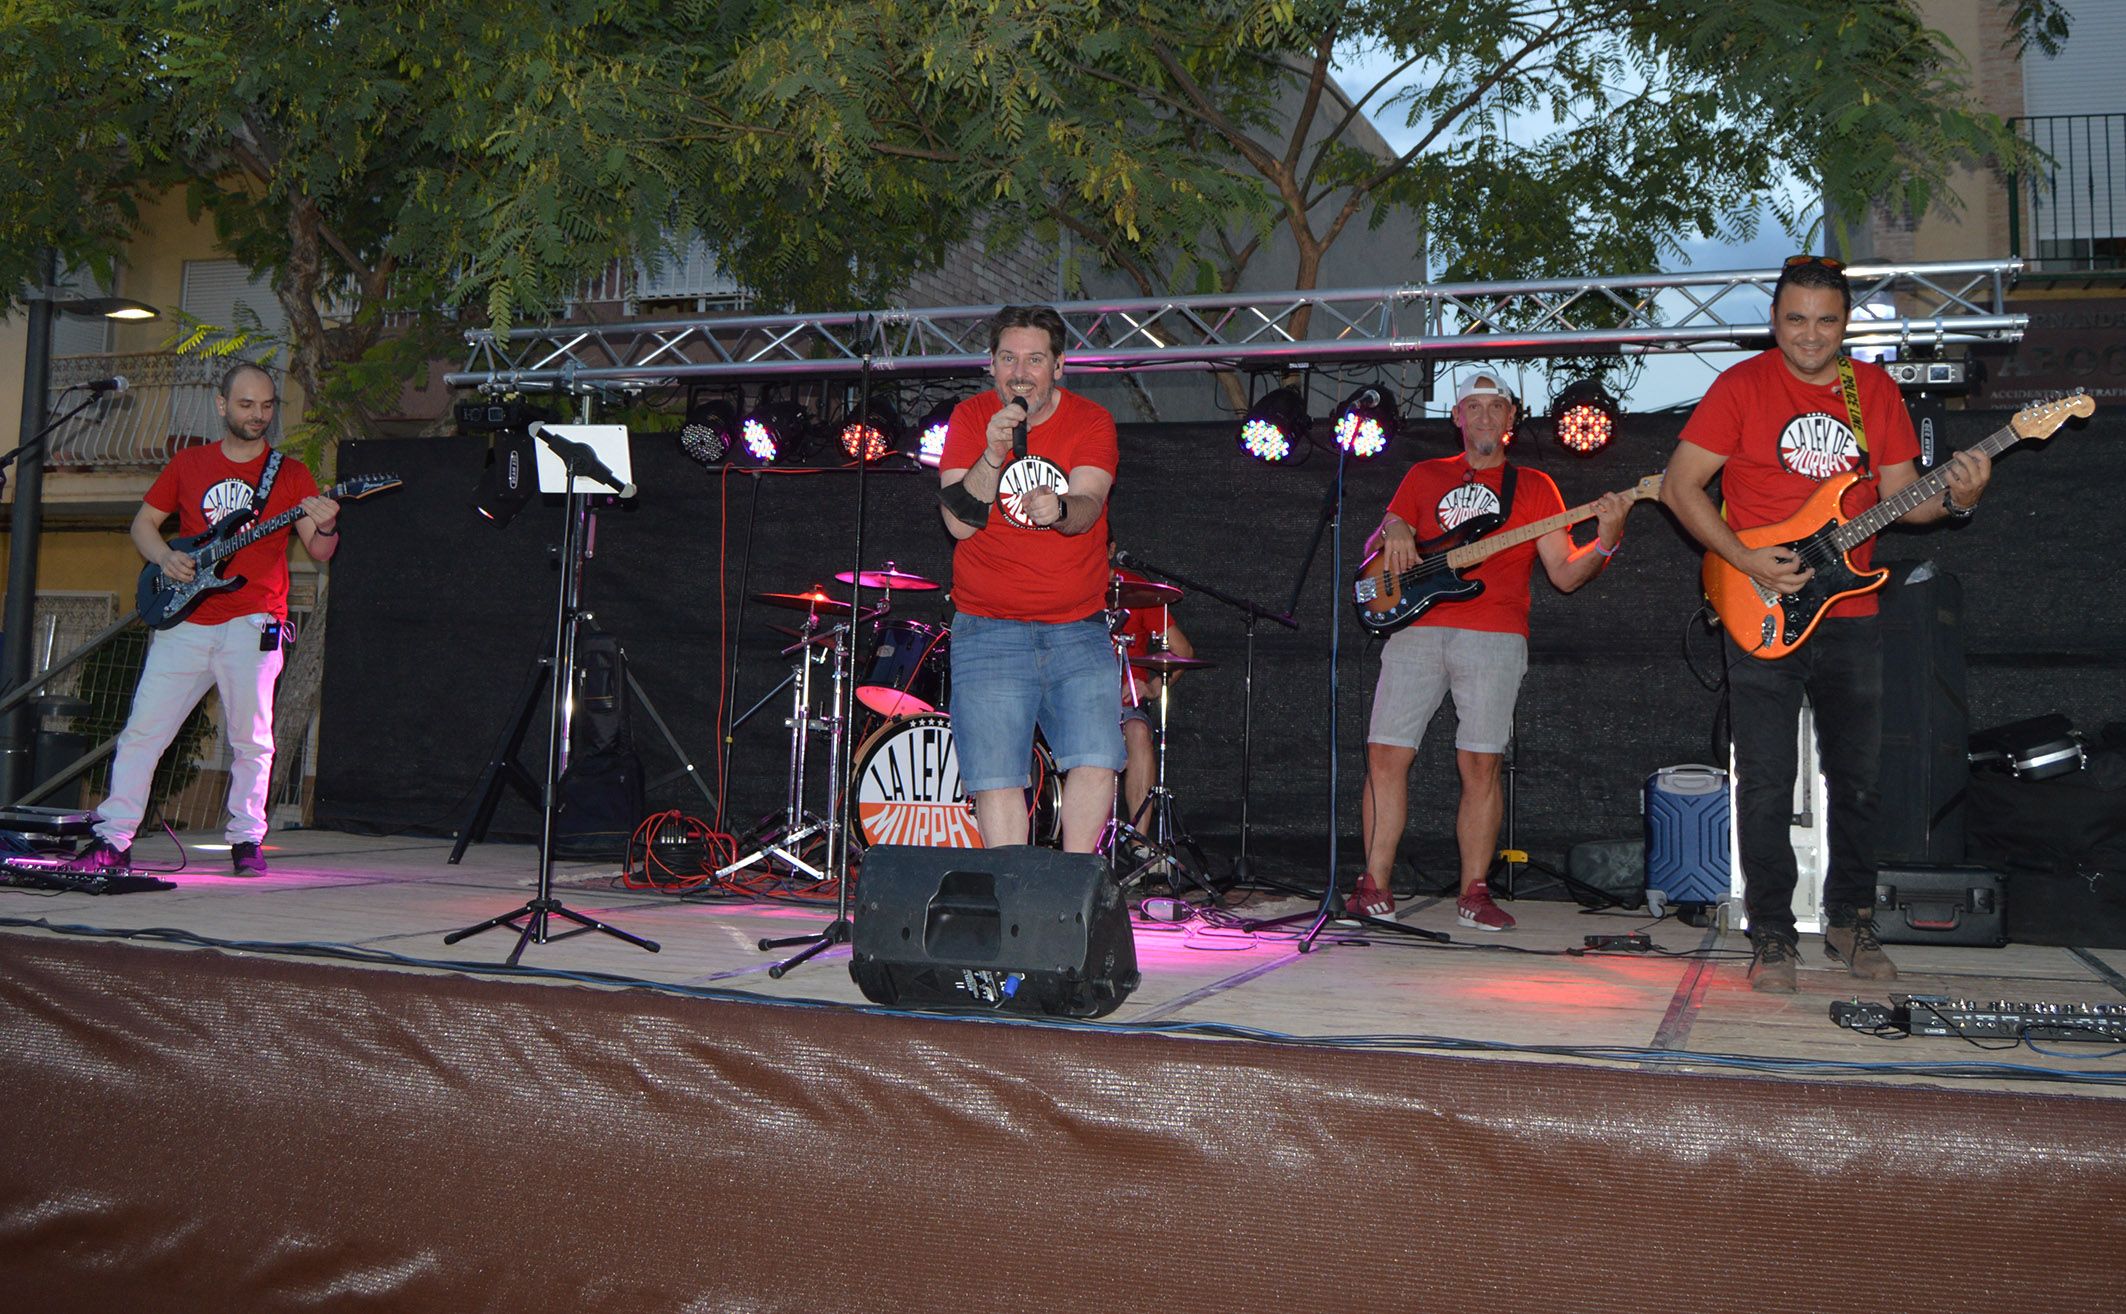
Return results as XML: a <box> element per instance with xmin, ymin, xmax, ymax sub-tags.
<box><xmin>1366</xmin><ymin>626</ymin><xmax>1528</xmax><ymax>754</ymax></box>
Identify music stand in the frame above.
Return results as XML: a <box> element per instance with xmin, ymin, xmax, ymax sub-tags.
<box><xmin>445</xmin><ymin>420</ymin><xmax>660</xmax><ymax>965</ymax></box>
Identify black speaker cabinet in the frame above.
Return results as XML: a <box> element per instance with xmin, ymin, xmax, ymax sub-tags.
<box><xmin>850</xmin><ymin>845</ymin><xmax>1140</xmax><ymax>1018</ymax></box>
<box><xmin>1874</xmin><ymin>560</ymin><xmax>1968</xmax><ymax>864</ymax></box>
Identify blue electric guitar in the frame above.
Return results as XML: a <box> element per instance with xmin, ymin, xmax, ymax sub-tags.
<box><xmin>135</xmin><ymin>473</ymin><xmax>401</xmax><ymax>629</ymax></box>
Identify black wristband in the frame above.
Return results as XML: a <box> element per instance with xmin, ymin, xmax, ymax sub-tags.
<box><xmin>939</xmin><ymin>481</ymin><xmax>992</xmax><ymax>527</ymax></box>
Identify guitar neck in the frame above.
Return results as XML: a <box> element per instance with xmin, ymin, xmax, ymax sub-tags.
<box><xmin>1441</xmin><ymin>498</ymin><xmax>1602</xmax><ymax>569</ymax></box>
<box><xmin>1833</xmin><ymin>423</ymin><xmax>2022</xmax><ymax>549</ymax></box>
<box><xmin>199</xmin><ymin>484</ymin><xmax>345</xmax><ymax>564</ymax></box>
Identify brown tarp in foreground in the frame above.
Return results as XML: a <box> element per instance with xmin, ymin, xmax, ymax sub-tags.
<box><xmin>0</xmin><ymin>933</ymin><xmax>2120</xmax><ymax>1313</ymax></box>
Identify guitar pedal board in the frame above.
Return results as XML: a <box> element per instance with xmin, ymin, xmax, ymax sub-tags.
<box><xmin>1832</xmin><ymin>995</ymin><xmax>2126</xmax><ymax>1043</ymax></box>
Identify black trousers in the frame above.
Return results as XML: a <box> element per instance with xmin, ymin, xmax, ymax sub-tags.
<box><xmin>1725</xmin><ymin>616</ymin><xmax>1883</xmax><ymax>941</ymax></box>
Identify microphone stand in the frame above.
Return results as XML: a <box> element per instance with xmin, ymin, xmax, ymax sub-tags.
<box><xmin>759</xmin><ymin>315</ymin><xmax>877</xmax><ymax>977</ymax></box>
<box><xmin>445</xmin><ymin>405</ymin><xmax>660</xmax><ymax>965</ymax></box>
<box><xmin>1110</xmin><ymin>549</ymin><xmax>1294</xmax><ymax>885</ymax></box>
<box><xmin>0</xmin><ymin>389</ymin><xmax>107</xmax><ymax>500</ymax></box>
<box><xmin>1243</xmin><ymin>446</ymin><xmax>1447</xmax><ymax>951</ymax></box>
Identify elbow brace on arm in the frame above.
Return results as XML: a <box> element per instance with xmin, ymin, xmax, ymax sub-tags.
<box><xmin>940</xmin><ymin>481</ymin><xmax>992</xmax><ymax>527</ymax></box>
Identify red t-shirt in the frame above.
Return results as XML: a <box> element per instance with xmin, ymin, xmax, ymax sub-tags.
<box><xmin>1678</xmin><ymin>349</ymin><xmax>1919</xmax><ymax>618</ymax></box>
<box><xmin>941</xmin><ymin>389</ymin><xmax>1118</xmax><ymax>623</ymax></box>
<box><xmin>1384</xmin><ymin>454</ymin><xmax>1566</xmax><ymax>638</ymax></box>
<box><xmin>146</xmin><ymin>443</ymin><xmax>321</xmax><ymax>625</ymax></box>
<box><xmin>1112</xmin><ymin>568</ymin><xmax>1171</xmax><ymax>701</ymax></box>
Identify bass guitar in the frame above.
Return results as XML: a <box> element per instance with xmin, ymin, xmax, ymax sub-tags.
<box><xmin>1352</xmin><ymin>474</ymin><xmax>1664</xmax><ymax>634</ymax></box>
<box><xmin>135</xmin><ymin>472</ymin><xmax>402</xmax><ymax>629</ymax></box>
<box><xmin>1704</xmin><ymin>392</ymin><xmax>2090</xmax><ymax>659</ymax></box>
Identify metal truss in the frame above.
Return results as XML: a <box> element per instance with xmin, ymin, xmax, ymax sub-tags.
<box><xmin>447</xmin><ymin>259</ymin><xmax>2025</xmax><ymax>391</ymax></box>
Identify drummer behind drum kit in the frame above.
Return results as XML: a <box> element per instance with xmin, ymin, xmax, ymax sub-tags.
<box><xmin>729</xmin><ymin>559</ymin><xmax>1213</xmax><ymax>887</ymax></box>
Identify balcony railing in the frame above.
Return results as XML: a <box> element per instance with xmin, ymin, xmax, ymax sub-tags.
<box><xmin>42</xmin><ymin>352</ymin><xmax>274</xmax><ymax>470</ymax></box>
<box><xmin>2011</xmin><ymin>113</ymin><xmax>2126</xmax><ymax>274</ymax></box>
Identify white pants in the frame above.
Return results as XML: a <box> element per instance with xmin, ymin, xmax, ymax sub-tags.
<box><xmin>94</xmin><ymin>615</ymin><xmax>284</xmax><ymax>848</ymax></box>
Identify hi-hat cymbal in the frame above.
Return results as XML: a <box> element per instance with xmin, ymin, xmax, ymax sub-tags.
<box><xmin>1128</xmin><ymin>652</ymin><xmax>1215</xmax><ymax>674</ymax></box>
<box><xmin>834</xmin><ymin>562</ymin><xmax>939</xmax><ymax>591</ymax></box>
<box><xmin>766</xmin><ymin>623</ymin><xmax>836</xmax><ymax>649</ymax></box>
<box><xmin>1109</xmin><ymin>576</ymin><xmax>1183</xmax><ymax>608</ymax></box>
<box><xmin>753</xmin><ymin>587</ymin><xmax>880</xmax><ymax>619</ymax></box>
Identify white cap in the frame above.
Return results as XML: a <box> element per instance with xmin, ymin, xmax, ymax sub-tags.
<box><xmin>1454</xmin><ymin>367</ymin><xmax>1515</xmax><ymax>405</ymax></box>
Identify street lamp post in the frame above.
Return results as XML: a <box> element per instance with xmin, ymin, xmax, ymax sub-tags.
<box><xmin>0</xmin><ymin>255</ymin><xmax>158</xmax><ymax>803</ymax></box>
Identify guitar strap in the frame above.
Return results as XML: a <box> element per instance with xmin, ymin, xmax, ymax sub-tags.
<box><xmin>1835</xmin><ymin>355</ymin><xmax>1871</xmax><ymax>473</ymax></box>
<box><xmin>250</xmin><ymin>450</ymin><xmax>284</xmax><ymax>513</ymax></box>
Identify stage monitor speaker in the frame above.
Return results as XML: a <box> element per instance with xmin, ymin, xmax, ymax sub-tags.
<box><xmin>851</xmin><ymin>845</ymin><xmax>1139</xmax><ymax>1018</ymax></box>
<box><xmin>1874</xmin><ymin>559</ymin><xmax>1968</xmax><ymax>864</ymax></box>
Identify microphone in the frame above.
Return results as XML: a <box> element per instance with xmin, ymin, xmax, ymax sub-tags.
<box><xmin>1007</xmin><ymin>395</ymin><xmax>1028</xmax><ymax>459</ymax></box>
<box><xmin>1110</xmin><ymin>548</ymin><xmax>1135</xmax><ymax>568</ymax></box>
<box><xmin>529</xmin><ymin>421</ymin><xmax>636</xmax><ymax>498</ymax></box>
<box><xmin>72</xmin><ymin>376</ymin><xmax>128</xmax><ymax>394</ymax></box>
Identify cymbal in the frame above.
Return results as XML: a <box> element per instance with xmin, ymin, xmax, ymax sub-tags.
<box><xmin>1128</xmin><ymin>652</ymin><xmax>1215</xmax><ymax>674</ymax></box>
<box><xmin>753</xmin><ymin>587</ymin><xmax>880</xmax><ymax>619</ymax></box>
<box><xmin>834</xmin><ymin>563</ymin><xmax>939</xmax><ymax>591</ymax></box>
<box><xmin>1109</xmin><ymin>576</ymin><xmax>1183</xmax><ymax>608</ymax></box>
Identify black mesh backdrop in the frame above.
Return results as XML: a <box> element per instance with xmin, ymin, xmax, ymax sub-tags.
<box><xmin>318</xmin><ymin>407</ymin><xmax>2123</xmax><ymax>886</ymax></box>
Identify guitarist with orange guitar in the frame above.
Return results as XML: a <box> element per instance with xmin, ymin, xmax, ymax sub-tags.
<box><xmin>1660</xmin><ymin>255</ymin><xmax>1993</xmax><ymax>993</ymax></box>
<box><xmin>1353</xmin><ymin>367</ymin><xmax>1635</xmax><ymax>930</ymax></box>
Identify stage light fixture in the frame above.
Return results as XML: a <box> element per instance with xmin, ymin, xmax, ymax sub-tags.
<box><xmin>471</xmin><ymin>431</ymin><xmax>536</xmax><ymax>528</ymax></box>
<box><xmin>908</xmin><ymin>399</ymin><xmax>958</xmax><ymax>468</ymax></box>
<box><xmin>1551</xmin><ymin>380</ymin><xmax>1618</xmax><ymax>456</ymax></box>
<box><xmin>737</xmin><ymin>398</ymin><xmax>810</xmax><ymax>464</ymax></box>
<box><xmin>838</xmin><ymin>396</ymin><xmax>902</xmax><ymax>464</ymax></box>
<box><xmin>1237</xmin><ymin>387</ymin><xmax>1311</xmax><ymax>464</ymax></box>
<box><xmin>1331</xmin><ymin>386</ymin><xmax>1396</xmax><ymax>459</ymax></box>
<box><xmin>680</xmin><ymin>388</ymin><xmax>739</xmax><ymax>465</ymax></box>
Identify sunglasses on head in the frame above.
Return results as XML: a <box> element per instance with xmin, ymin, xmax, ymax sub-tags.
<box><xmin>1783</xmin><ymin>254</ymin><xmax>1847</xmax><ymax>271</ymax></box>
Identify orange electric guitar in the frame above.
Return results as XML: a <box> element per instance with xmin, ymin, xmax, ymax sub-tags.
<box><xmin>1704</xmin><ymin>391</ymin><xmax>2091</xmax><ymax>659</ymax></box>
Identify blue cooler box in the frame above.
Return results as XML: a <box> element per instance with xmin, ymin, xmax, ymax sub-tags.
<box><xmin>1645</xmin><ymin>765</ymin><xmax>1731</xmax><ymax>904</ymax></box>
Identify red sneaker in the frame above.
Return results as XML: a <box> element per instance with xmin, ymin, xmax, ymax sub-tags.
<box><xmin>1456</xmin><ymin>886</ymin><xmax>1515</xmax><ymax>931</ymax></box>
<box><xmin>1349</xmin><ymin>872</ymin><xmax>1394</xmax><ymax>918</ymax></box>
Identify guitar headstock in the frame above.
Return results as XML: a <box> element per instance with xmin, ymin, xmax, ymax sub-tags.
<box><xmin>335</xmin><ymin>473</ymin><xmax>403</xmax><ymax>500</ymax></box>
<box><xmin>2011</xmin><ymin>392</ymin><xmax>2094</xmax><ymax>442</ymax></box>
<box><xmin>1631</xmin><ymin>473</ymin><xmax>1665</xmax><ymax>501</ymax></box>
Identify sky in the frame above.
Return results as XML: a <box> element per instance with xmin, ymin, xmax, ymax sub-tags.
<box><xmin>1328</xmin><ymin>43</ymin><xmax>1818</xmax><ymax>416</ymax></box>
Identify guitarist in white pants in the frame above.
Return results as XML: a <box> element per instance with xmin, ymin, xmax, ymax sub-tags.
<box><xmin>75</xmin><ymin>363</ymin><xmax>339</xmax><ymax>878</ymax></box>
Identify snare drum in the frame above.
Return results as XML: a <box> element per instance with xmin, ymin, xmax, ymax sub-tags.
<box><xmin>856</xmin><ymin>619</ymin><xmax>950</xmax><ymax>719</ymax></box>
<box><xmin>851</xmin><ymin>712</ymin><xmax>1059</xmax><ymax>848</ymax></box>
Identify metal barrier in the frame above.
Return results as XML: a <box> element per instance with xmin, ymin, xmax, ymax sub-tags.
<box><xmin>2011</xmin><ymin>114</ymin><xmax>2126</xmax><ymax>274</ymax></box>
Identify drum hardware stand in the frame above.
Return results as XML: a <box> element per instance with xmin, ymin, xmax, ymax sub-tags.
<box><xmin>718</xmin><ymin>610</ymin><xmax>855</xmax><ymax>881</ymax></box>
<box><xmin>1111</xmin><ymin>548</ymin><xmax>1294</xmax><ymax>888</ymax></box>
<box><xmin>758</xmin><ymin>315</ymin><xmax>879</xmax><ymax>977</ymax></box>
<box><xmin>445</xmin><ymin>413</ymin><xmax>659</xmax><ymax>965</ymax></box>
<box><xmin>1110</xmin><ymin>652</ymin><xmax>1218</xmax><ymax>901</ymax></box>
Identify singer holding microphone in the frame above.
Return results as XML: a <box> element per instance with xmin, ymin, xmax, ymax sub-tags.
<box><xmin>73</xmin><ymin>361</ymin><xmax>339</xmax><ymax>879</ymax></box>
<box><xmin>937</xmin><ymin>304</ymin><xmax>1122</xmax><ymax>853</ymax></box>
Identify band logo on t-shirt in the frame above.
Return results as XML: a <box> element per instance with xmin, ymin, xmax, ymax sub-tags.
<box><xmin>1435</xmin><ymin>480</ymin><xmax>1502</xmax><ymax>530</ymax></box>
<box><xmin>1777</xmin><ymin>413</ymin><xmax>1863</xmax><ymax>481</ymax></box>
<box><xmin>200</xmin><ymin>478</ymin><xmax>256</xmax><ymax>527</ymax></box>
<box><xmin>997</xmin><ymin>455</ymin><xmax>1069</xmax><ymax>530</ymax></box>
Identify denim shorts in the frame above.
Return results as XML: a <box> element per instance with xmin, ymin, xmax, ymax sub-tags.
<box><xmin>950</xmin><ymin>613</ymin><xmax>1126</xmax><ymax>791</ymax></box>
<box><xmin>1366</xmin><ymin>626</ymin><xmax>1527</xmax><ymax>753</ymax></box>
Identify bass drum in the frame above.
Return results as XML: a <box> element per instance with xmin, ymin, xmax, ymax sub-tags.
<box><xmin>851</xmin><ymin>712</ymin><xmax>1059</xmax><ymax>849</ymax></box>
